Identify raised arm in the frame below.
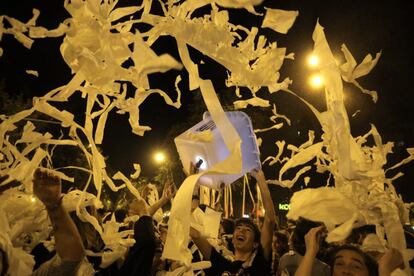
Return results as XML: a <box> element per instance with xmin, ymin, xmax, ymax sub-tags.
<box><xmin>378</xmin><ymin>248</ymin><xmax>405</xmax><ymax>276</ymax></box>
<box><xmin>33</xmin><ymin>168</ymin><xmax>85</xmax><ymax>262</ymax></box>
<box><xmin>189</xmin><ymin>226</ymin><xmax>213</xmax><ymax>260</ymax></box>
<box><xmin>294</xmin><ymin>226</ymin><xmax>325</xmax><ymax>276</ymax></box>
<box><xmin>250</xmin><ymin>169</ymin><xmax>276</xmax><ymax>260</ymax></box>
<box><xmin>148</xmin><ymin>180</ymin><xmax>174</xmax><ymax>217</ymax></box>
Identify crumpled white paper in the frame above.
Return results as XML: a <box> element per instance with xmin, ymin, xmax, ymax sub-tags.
<box><xmin>283</xmin><ymin>21</ymin><xmax>411</xmax><ymax>273</ymax></box>
<box><xmin>0</xmin><ymin>209</ymin><xmax>35</xmax><ymax>276</ymax></box>
<box><xmin>262</xmin><ymin>8</ymin><xmax>299</xmax><ymax>34</ymax></box>
<box><xmin>1</xmin><ymin>1</ymin><xmax>413</xmax><ymax>274</ymax></box>
<box><xmin>162</xmin><ymin>78</ymin><xmax>242</xmax><ymax>267</ymax></box>
<box><xmin>339</xmin><ymin>44</ymin><xmax>381</xmax><ymax>102</ymax></box>
<box><xmin>287</xmin><ymin>187</ymin><xmax>360</xmax><ymax>231</ymax></box>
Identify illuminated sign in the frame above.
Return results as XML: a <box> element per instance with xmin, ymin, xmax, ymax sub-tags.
<box><xmin>278</xmin><ymin>203</ymin><xmax>291</xmax><ymax>211</ymax></box>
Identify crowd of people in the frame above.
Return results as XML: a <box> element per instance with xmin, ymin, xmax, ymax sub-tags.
<box><xmin>0</xmin><ymin>167</ymin><xmax>412</xmax><ymax>276</ymax></box>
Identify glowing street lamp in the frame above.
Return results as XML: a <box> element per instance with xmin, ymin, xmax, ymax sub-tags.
<box><xmin>154</xmin><ymin>151</ymin><xmax>166</xmax><ymax>164</ymax></box>
<box><xmin>307</xmin><ymin>54</ymin><xmax>319</xmax><ymax>68</ymax></box>
<box><xmin>153</xmin><ymin>151</ymin><xmax>175</xmax><ymax>185</ymax></box>
<box><xmin>309</xmin><ymin>74</ymin><xmax>324</xmax><ymax>89</ymax></box>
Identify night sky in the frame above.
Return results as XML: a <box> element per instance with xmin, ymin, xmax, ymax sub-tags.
<box><xmin>1</xmin><ymin>0</ymin><xmax>413</xmax><ymax>204</ymax></box>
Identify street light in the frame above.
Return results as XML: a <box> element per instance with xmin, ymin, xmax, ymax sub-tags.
<box><xmin>309</xmin><ymin>74</ymin><xmax>324</xmax><ymax>89</ymax></box>
<box><xmin>154</xmin><ymin>151</ymin><xmax>166</xmax><ymax>164</ymax></box>
<box><xmin>153</xmin><ymin>151</ymin><xmax>175</xmax><ymax>186</ymax></box>
<box><xmin>307</xmin><ymin>54</ymin><xmax>319</xmax><ymax>68</ymax></box>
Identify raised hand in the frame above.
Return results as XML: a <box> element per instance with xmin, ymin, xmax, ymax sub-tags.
<box><xmin>378</xmin><ymin>248</ymin><xmax>405</xmax><ymax>275</ymax></box>
<box><xmin>33</xmin><ymin>168</ymin><xmax>62</xmax><ymax>209</ymax></box>
<box><xmin>162</xmin><ymin>180</ymin><xmax>175</xmax><ymax>201</ymax></box>
<box><xmin>304</xmin><ymin>226</ymin><xmax>326</xmax><ymax>257</ymax></box>
<box><xmin>249</xmin><ymin>168</ymin><xmax>265</xmax><ymax>182</ymax></box>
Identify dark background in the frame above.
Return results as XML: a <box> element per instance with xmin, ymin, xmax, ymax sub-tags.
<box><xmin>1</xmin><ymin>0</ymin><xmax>413</xmax><ymax>210</ymax></box>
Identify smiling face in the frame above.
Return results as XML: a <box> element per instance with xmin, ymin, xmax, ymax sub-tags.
<box><xmin>232</xmin><ymin>223</ymin><xmax>257</xmax><ymax>253</ymax></box>
<box><xmin>332</xmin><ymin>249</ymin><xmax>369</xmax><ymax>276</ymax></box>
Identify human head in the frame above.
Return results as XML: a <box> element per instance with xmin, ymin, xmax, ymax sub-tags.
<box><xmin>128</xmin><ymin>197</ymin><xmax>148</xmax><ymax>216</ymax></box>
<box><xmin>220</xmin><ymin>218</ymin><xmax>235</xmax><ymax>236</ymax></box>
<box><xmin>273</xmin><ymin>231</ymin><xmax>289</xmax><ymax>256</ymax></box>
<box><xmin>329</xmin><ymin>244</ymin><xmax>378</xmax><ymax>276</ymax></box>
<box><xmin>232</xmin><ymin>218</ymin><xmax>260</xmax><ymax>253</ymax></box>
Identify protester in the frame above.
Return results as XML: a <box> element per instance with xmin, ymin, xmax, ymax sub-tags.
<box><xmin>190</xmin><ymin>169</ymin><xmax>276</xmax><ymax>275</ymax></box>
<box><xmin>119</xmin><ymin>197</ymin><xmax>158</xmax><ymax>275</ymax></box>
<box><xmin>120</xmin><ymin>180</ymin><xmax>174</xmax><ymax>275</ymax></box>
<box><xmin>277</xmin><ymin>218</ymin><xmax>330</xmax><ymax>276</ymax></box>
<box><xmin>69</xmin><ymin>206</ymin><xmax>104</xmax><ymax>275</ymax></box>
<box><xmin>31</xmin><ymin>168</ymin><xmax>85</xmax><ymax>276</ymax></box>
<box><xmin>129</xmin><ymin>179</ymin><xmax>174</xmax><ymax>219</ymax></box>
<box><xmin>272</xmin><ymin>230</ymin><xmax>290</xmax><ymax>274</ymax></box>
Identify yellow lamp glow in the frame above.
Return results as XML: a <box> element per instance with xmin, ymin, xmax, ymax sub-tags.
<box><xmin>154</xmin><ymin>152</ymin><xmax>166</xmax><ymax>163</ymax></box>
<box><xmin>307</xmin><ymin>54</ymin><xmax>319</xmax><ymax>68</ymax></box>
<box><xmin>309</xmin><ymin>74</ymin><xmax>324</xmax><ymax>88</ymax></box>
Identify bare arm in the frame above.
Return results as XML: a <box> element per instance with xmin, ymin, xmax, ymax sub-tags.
<box><xmin>378</xmin><ymin>248</ymin><xmax>404</xmax><ymax>276</ymax></box>
<box><xmin>294</xmin><ymin>226</ymin><xmax>325</xmax><ymax>276</ymax></box>
<box><xmin>251</xmin><ymin>169</ymin><xmax>276</xmax><ymax>260</ymax></box>
<box><xmin>33</xmin><ymin>168</ymin><xmax>85</xmax><ymax>262</ymax></box>
<box><xmin>148</xmin><ymin>181</ymin><xmax>174</xmax><ymax>217</ymax></box>
<box><xmin>189</xmin><ymin>227</ymin><xmax>212</xmax><ymax>260</ymax></box>
<box><xmin>147</xmin><ymin>197</ymin><xmax>168</xmax><ymax>217</ymax></box>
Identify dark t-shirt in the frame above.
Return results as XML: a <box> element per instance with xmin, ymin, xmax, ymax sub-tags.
<box><xmin>205</xmin><ymin>246</ymin><xmax>271</xmax><ymax>276</ymax></box>
<box><xmin>119</xmin><ymin>216</ymin><xmax>156</xmax><ymax>276</ymax></box>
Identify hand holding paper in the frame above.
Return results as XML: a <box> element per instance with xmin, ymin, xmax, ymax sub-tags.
<box><xmin>303</xmin><ymin>226</ymin><xmax>326</xmax><ymax>257</ymax></box>
<box><xmin>249</xmin><ymin>168</ymin><xmax>265</xmax><ymax>183</ymax></box>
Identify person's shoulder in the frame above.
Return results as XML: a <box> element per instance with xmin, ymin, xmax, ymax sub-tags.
<box><xmin>279</xmin><ymin>251</ymin><xmax>300</xmax><ymax>260</ymax></box>
<box><xmin>277</xmin><ymin>252</ymin><xmax>300</xmax><ymax>276</ymax></box>
<box><xmin>277</xmin><ymin>251</ymin><xmax>303</xmax><ymax>269</ymax></box>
